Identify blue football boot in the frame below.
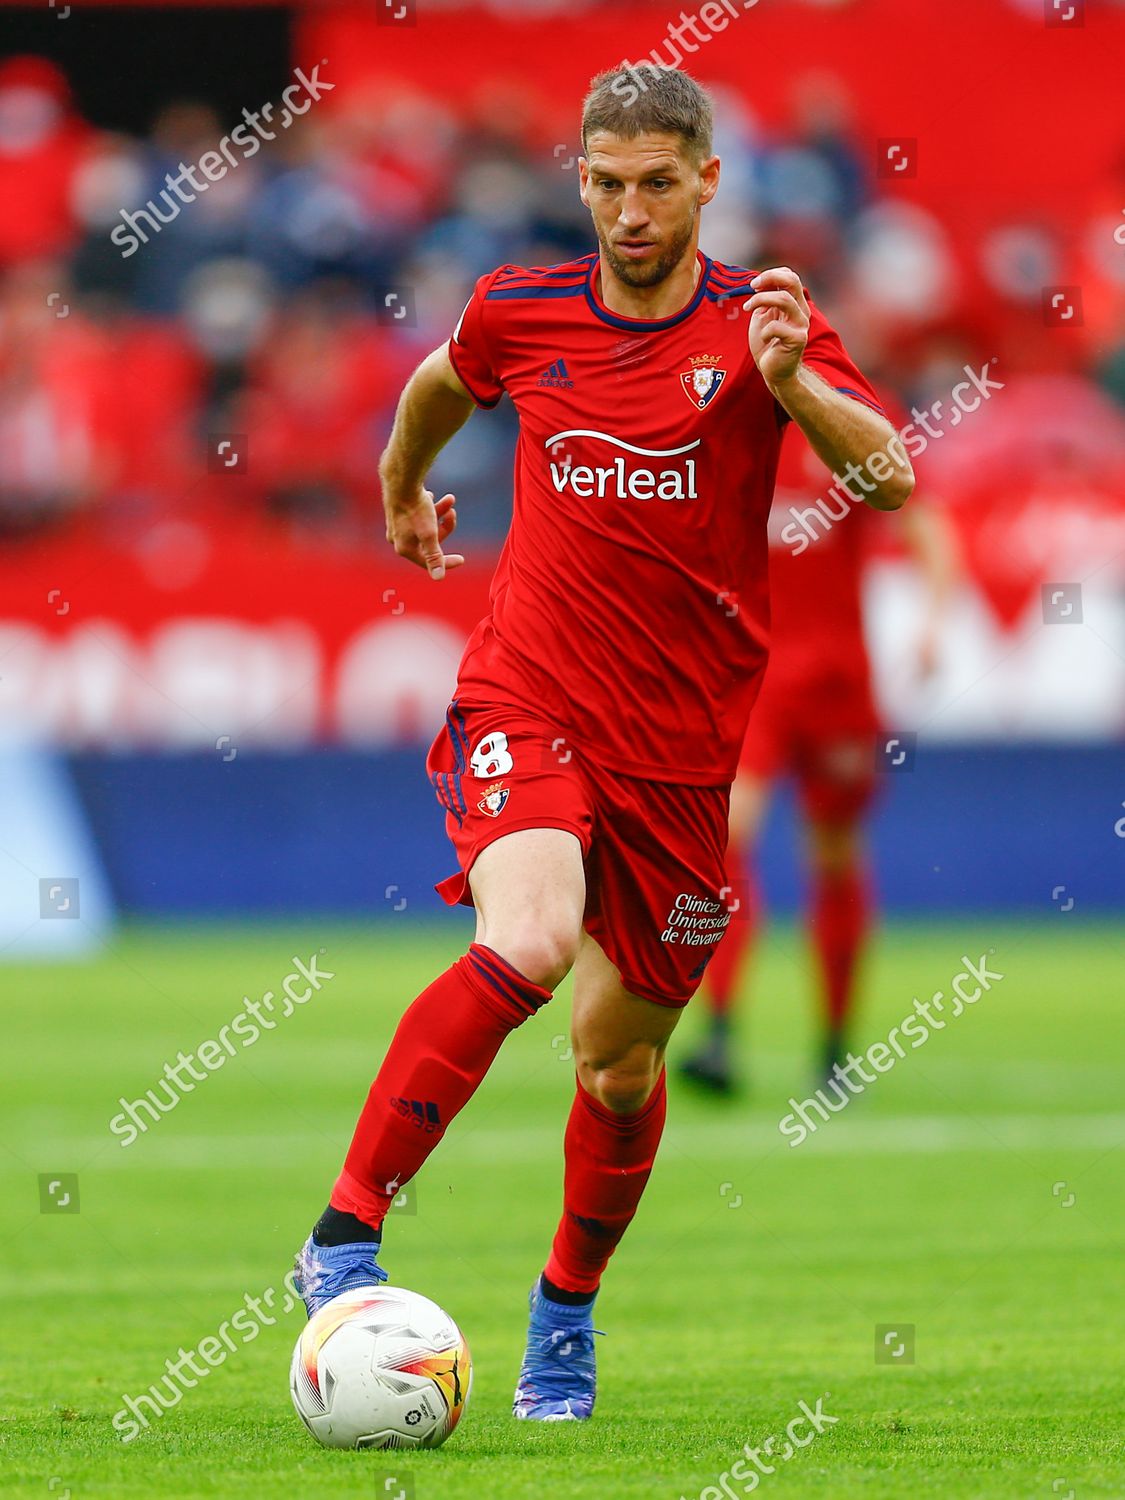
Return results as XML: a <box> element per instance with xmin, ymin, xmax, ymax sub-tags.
<box><xmin>513</xmin><ymin>1277</ymin><xmax>602</xmax><ymax>1421</ymax></box>
<box><xmin>292</xmin><ymin>1233</ymin><xmax>387</xmax><ymax>1317</ymax></box>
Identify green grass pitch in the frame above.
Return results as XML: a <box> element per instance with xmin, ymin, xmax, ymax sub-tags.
<box><xmin>2</xmin><ymin>919</ymin><xmax>1122</xmax><ymax>1497</ymax></box>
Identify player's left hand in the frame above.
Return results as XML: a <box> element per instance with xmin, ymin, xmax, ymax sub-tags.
<box><xmin>743</xmin><ymin>267</ymin><xmax>810</xmax><ymax>388</ymax></box>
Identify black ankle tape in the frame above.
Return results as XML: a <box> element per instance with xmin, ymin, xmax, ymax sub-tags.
<box><xmin>313</xmin><ymin>1205</ymin><xmax>379</xmax><ymax>1247</ymax></box>
<box><xmin>540</xmin><ymin>1273</ymin><xmax>597</xmax><ymax>1306</ymax></box>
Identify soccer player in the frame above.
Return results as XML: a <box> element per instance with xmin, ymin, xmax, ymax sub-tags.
<box><xmin>293</xmin><ymin>65</ymin><xmax>914</xmax><ymax>1421</ymax></box>
<box><xmin>680</xmin><ymin>421</ymin><xmax>955</xmax><ymax>1095</ymax></box>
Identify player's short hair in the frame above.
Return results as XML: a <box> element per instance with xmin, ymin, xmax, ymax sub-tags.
<box><xmin>581</xmin><ymin>65</ymin><xmax>714</xmax><ymax>164</ymax></box>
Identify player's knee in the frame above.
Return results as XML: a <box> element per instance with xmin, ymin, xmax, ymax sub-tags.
<box><xmin>581</xmin><ymin>1060</ymin><xmax>661</xmax><ymax>1116</ymax></box>
<box><xmin>489</xmin><ymin>924</ymin><xmax>580</xmax><ymax>993</ymax></box>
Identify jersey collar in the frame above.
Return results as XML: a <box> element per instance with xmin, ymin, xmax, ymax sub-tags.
<box><xmin>585</xmin><ymin>250</ymin><xmax>711</xmax><ymax>332</ymax></box>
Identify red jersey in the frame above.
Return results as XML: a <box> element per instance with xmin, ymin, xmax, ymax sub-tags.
<box><xmin>764</xmin><ymin>423</ymin><xmax>873</xmax><ymax>686</ymax></box>
<box><xmin>447</xmin><ymin>252</ymin><xmax>883</xmax><ymax>786</ymax></box>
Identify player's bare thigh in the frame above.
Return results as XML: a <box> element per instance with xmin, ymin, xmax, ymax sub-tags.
<box><xmin>469</xmin><ymin>827</ymin><xmax>586</xmax><ymax>991</ymax></box>
<box><xmin>569</xmin><ymin>933</ymin><xmax>682</xmax><ymax>1115</ymax></box>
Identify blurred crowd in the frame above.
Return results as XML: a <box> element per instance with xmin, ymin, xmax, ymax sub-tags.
<box><xmin>2</xmin><ymin>51</ymin><xmax>1123</xmax><ymax>545</ymax></box>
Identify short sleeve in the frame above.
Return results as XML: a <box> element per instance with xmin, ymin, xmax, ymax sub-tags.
<box><xmin>800</xmin><ymin>293</ymin><xmax>886</xmax><ymax>416</ymax></box>
<box><xmin>448</xmin><ymin>271</ymin><xmax>504</xmax><ymax>409</ymax></box>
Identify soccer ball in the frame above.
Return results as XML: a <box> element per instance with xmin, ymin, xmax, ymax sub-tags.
<box><xmin>290</xmin><ymin>1285</ymin><xmax>472</xmax><ymax>1450</ymax></box>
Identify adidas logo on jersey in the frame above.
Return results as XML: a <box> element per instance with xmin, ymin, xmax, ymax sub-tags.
<box><xmin>537</xmin><ymin>357</ymin><xmax>574</xmax><ymax>389</ymax></box>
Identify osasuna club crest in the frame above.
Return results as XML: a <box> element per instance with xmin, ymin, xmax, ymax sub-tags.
<box><xmin>680</xmin><ymin>355</ymin><xmax>726</xmax><ymax>410</ymax></box>
<box><xmin>477</xmin><ymin>781</ymin><xmax>510</xmax><ymax>818</ymax></box>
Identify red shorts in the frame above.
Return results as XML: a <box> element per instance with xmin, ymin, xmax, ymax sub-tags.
<box><xmin>739</xmin><ymin>665</ymin><xmax>879</xmax><ymax>823</ymax></box>
<box><xmin>425</xmin><ymin>698</ymin><xmax>734</xmax><ymax>1008</ymax></box>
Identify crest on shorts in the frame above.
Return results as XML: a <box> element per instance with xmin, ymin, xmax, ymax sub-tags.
<box><xmin>477</xmin><ymin>781</ymin><xmax>510</xmax><ymax>818</ymax></box>
<box><xmin>680</xmin><ymin>355</ymin><xmax>726</xmax><ymax>410</ymax></box>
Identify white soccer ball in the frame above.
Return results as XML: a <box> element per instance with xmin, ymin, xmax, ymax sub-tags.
<box><xmin>290</xmin><ymin>1285</ymin><xmax>472</xmax><ymax>1450</ymax></box>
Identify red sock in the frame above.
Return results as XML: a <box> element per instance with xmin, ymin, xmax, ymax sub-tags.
<box><xmin>810</xmin><ymin>863</ymin><xmax>871</xmax><ymax>1030</ymax></box>
<box><xmin>543</xmin><ymin>1070</ymin><xmax>668</xmax><ymax>1296</ymax></box>
<box><xmin>704</xmin><ymin>845</ymin><xmax>760</xmax><ymax>1017</ymax></box>
<box><xmin>331</xmin><ymin>944</ymin><xmax>550</xmax><ymax>1231</ymax></box>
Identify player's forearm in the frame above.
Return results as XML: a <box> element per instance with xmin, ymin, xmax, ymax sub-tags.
<box><xmin>378</xmin><ymin>347</ymin><xmax>475</xmax><ymax>508</ymax></box>
<box><xmin>767</xmin><ymin>366</ymin><xmax>914</xmax><ymax>511</ymax></box>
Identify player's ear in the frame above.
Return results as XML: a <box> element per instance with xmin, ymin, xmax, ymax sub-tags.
<box><xmin>577</xmin><ymin>156</ymin><xmax>590</xmax><ymax>206</ymax></box>
<box><xmin>697</xmin><ymin>154</ymin><xmax>720</xmax><ymax>207</ymax></box>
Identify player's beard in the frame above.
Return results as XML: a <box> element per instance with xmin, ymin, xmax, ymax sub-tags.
<box><xmin>598</xmin><ymin>203</ymin><xmax>699</xmax><ymax>289</ymax></box>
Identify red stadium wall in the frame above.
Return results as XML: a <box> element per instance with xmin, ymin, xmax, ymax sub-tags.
<box><xmin>0</xmin><ymin>532</ymin><xmax>494</xmax><ymax>747</ymax></box>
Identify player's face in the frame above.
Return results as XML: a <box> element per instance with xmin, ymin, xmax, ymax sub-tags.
<box><xmin>580</xmin><ymin>132</ymin><xmax>720</xmax><ymax>289</ymax></box>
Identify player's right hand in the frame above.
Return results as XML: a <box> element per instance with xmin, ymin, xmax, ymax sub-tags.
<box><xmin>385</xmin><ymin>489</ymin><xmax>464</xmax><ymax>581</ymax></box>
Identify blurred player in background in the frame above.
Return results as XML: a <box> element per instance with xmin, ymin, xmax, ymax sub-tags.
<box><xmin>681</xmin><ymin>419</ymin><xmax>955</xmax><ymax>1094</ymax></box>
